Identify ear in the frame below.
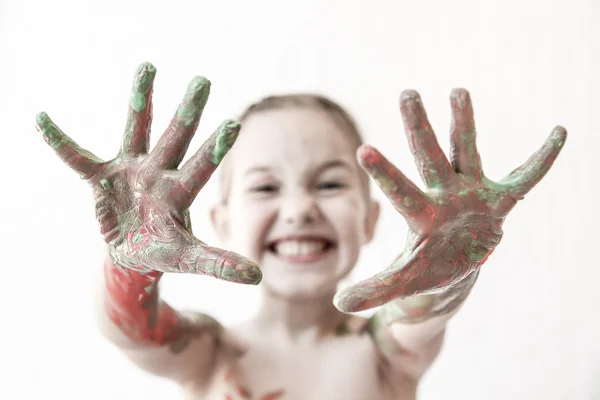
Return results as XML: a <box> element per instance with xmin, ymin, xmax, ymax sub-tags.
<box><xmin>210</xmin><ymin>203</ymin><xmax>230</xmax><ymax>243</ymax></box>
<box><xmin>363</xmin><ymin>200</ymin><xmax>380</xmax><ymax>244</ymax></box>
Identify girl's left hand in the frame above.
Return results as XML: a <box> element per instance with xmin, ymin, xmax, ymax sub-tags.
<box><xmin>334</xmin><ymin>89</ymin><xmax>566</xmax><ymax>313</ymax></box>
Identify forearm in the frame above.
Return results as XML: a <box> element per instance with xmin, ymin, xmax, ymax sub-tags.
<box><xmin>369</xmin><ymin>270</ymin><xmax>479</xmax><ymax>355</ymax></box>
<box><xmin>103</xmin><ymin>256</ymin><xmax>181</xmax><ymax>346</ymax></box>
<box><xmin>101</xmin><ymin>256</ymin><xmax>221</xmax><ymax>352</ymax></box>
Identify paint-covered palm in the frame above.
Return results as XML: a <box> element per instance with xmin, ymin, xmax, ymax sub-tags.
<box><xmin>335</xmin><ymin>89</ymin><xmax>566</xmax><ymax>312</ymax></box>
<box><xmin>36</xmin><ymin>63</ymin><xmax>261</xmax><ymax>285</ymax></box>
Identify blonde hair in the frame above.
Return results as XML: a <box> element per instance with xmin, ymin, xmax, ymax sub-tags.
<box><xmin>219</xmin><ymin>93</ymin><xmax>370</xmax><ymax>203</ymax></box>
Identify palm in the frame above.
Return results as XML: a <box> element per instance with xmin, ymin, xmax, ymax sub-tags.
<box><xmin>36</xmin><ymin>62</ymin><xmax>261</xmax><ymax>285</ymax></box>
<box><xmin>335</xmin><ymin>89</ymin><xmax>566</xmax><ymax>312</ymax></box>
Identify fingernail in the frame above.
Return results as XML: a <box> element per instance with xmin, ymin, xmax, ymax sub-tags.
<box><xmin>451</xmin><ymin>88</ymin><xmax>470</xmax><ymax>108</ymax></box>
<box><xmin>357</xmin><ymin>145</ymin><xmax>379</xmax><ymax>166</ymax></box>
<box><xmin>35</xmin><ymin>112</ymin><xmax>61</xmax><ymax>144</ymax></box>
<box><xmin>211</xmin><ymin>120</ymin><xmax>241</xmax><ymax>165</ymax></box>
<box><xmin>240</xmin><ymin>263</ymin><xmax>263</xmax><ymax>285</ymax></box>
<box><xmin>131</xmin><ymin>62</ymin><xmax>156</xmax><ymax>112</ymax></box>
<box><xmin>133</xmin><ymin>62</ymin><xmax>156</xmax><ymax>94</ymax></box>
<box><xmin>400</xmin><ymin>89</ymin><xmax>420</xmax><ymax>103</ymax></box>
<box><xmin>220</xmin><ymin>262</ymin><xmax>262</xmax><ymax>285</ymax></box>
<box><xmin>552</xmin><ymin>126</ymin><xmax>567</xmax><ymax>140</ymax></box>
<box><xmin>35</xmin><ymin>112</ymin><xmax>50</xmax><ymax>130</ymax></box>
<box><xmin>177</xmin><ymin>76</ymin><xmax>211</xmax><ymax>126</ymax></box>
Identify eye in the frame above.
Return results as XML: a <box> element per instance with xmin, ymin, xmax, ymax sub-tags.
<box><xmin>317</xmin><ymin>181</ymin><xmax>346</xmax><ymax>191</ymax></box>
<box><xmin>250</xmin><ymin>184</ymin><xmax>280</xmax><ymax>193</ymax></box>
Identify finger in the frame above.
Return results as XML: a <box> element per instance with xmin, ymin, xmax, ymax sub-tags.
<box><xmin>400</xmin><ymin>90</ymin><xmax>455</xmax><ymax>189</ymax></box>
<box><xmin>334</xmin><ymin>239</ymin><xmax>433</xmax><ymax>312</ymax></box>
<box><xmin>499</xmin><ymin>126</ymin><xmax>567</xmax><ymax>200</ymax></box>
<box><xmin>149</xmin><ymin>76</ymin><xmax>211</xmax><ymax>169</ymax></box>
<box><xmin>179</xmin><ymin>244</ymin><xmax>262</xmax><ymax>285</ymax></box>
<box><xmin>120</xmin><ymin>62</ymin><xmax>156</xmax><ymax>156</ymax></box>
<box><xmin>358</xmin><ymin>145</ymin><xmax>428</xmax><ymax>220</ymax></box>
<box><xmin>36</xmin><ymin>112</ymin><xmax>103</xmax><ymax>179</ymax></box>
<box><xmin>114</xmin><ymin>221</ymin><xmax>262</xmax><ymax>285</ymax></box>
<box><xmin>449</xmin><ymin>89</ymin><xmax>482</xmax><ymax>178</ymax></box>
<box><xmin>177</xmin><ymin>120</ymin><xmax>241</xmax><ymax>205</ymax></box>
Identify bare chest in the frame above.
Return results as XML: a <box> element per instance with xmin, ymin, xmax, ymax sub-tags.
<box><xmin>189</xmin><ymin>334</ymin><xmax>416</xmax><ymax>400</ymax></box>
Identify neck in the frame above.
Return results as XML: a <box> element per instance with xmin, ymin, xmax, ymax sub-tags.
<box><xmin>254</xmin><ymin>286</ymin><xmax>346</xmax><ymax>340</ymax></box>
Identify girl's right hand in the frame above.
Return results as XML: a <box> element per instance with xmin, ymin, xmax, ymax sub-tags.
<box><xmin>36</xmin><ymin>62</ymin><xmax>262</xmax><ymax>285</ymax></box>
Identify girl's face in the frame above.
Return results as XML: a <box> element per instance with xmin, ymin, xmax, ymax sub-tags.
<box><xmin>212</xmin><ymin>107</ymin><xmax>379</xmax><ymax>300</ymax></box>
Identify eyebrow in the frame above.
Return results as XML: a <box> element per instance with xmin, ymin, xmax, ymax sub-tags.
<box><xmin>242</xmin><ymin>160</ymin><xmax>353</xmax><ymax>178</ymax></box>
<box><xmin>315</xmin><ymin>160</ymin><xmax>353</xmax><ymax>174</ymax></box>
<box><xmin>244</xmin><ymin>166</ymin><xmax>273</xmax><ymax>177</ymax></box>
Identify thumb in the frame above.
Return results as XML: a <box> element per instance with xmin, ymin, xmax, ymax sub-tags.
<box><xmin>110</xmin><ymin>217</ymin><xmax>262</xmax><ymax>285</ymax></box>
<box><xmin>179</xmin><ymin>242</ymin><xmax>262</xmax><ymax>285</ymax></box>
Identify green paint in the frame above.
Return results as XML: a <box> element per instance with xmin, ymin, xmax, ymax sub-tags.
<box><xmin>483</xmin><ymin>176</ymin><xmax>506</xmax><ymax>192</ymax></box>
<box><xmin>462</xmin><ymin>230</ymin><xmax>489</xmax><ymax>262</ymax></box>
<box><xmin>36</xmin><ymin>112</ymin><xmax>62</xmax><ymax>148</ymax></box>
<box><xmin>461</xmin><ymin>131</ymin><xmax>477</xmax><ymax>158</ymax></box>
<box><xmin>427</xmin><ymin>169</ymin><xmax>442</xmax><ymax>188</ymax></box>
<box><xmin>131</xmin><ymin>92</ymin><xmax>146</xmax><ymax>112</ymax></box>
<box><xmin>402</xmin><ymin>196</ymin><xmax>416</xmax><ymax>207</ymax></box>
<box><xmin>182</xmin><ymin>210</ymin><xmax>193</xmax><ymax>230</ymax></box>
<box><xmin>145</xmin><ymin>241</ymin><xmax>166</xmax><ymax>255</ymax></box>
<box><xmin>476</xmin><ymin>188</ymin><xmax>495</xmax><ymax>202</ymax></box>
<box><xmin>130</xmin><ymin>62</ymin><xmax>156</xmax><ymax>112</ymax></box>
<box><xmin>456</xmin><ymin>94</ymin><xmax>469</xmax><ymax>109</ymax></box>
<box><xmin>220</xmin><ymin>265</ymin><xmax>236</xmax><ymax>281</ymax></box>
<box><xmin>132</xmin><ymin>231</ymin><xmax>144</xmax><ymax>243</ymax></box>
<box><xmin>370</xmin><ymin>166</ymin><xmax>402</xmax><ymax>203</ymax></box>
<box><xmin>177</xmin><ymin>77</ymin><xmax>211</xmax><ymax>126</ymax></box>
<box><xmin>458</xmin><ymin>188</ymin><xmax>470</xmax><ymax>197</ymax></box>
<box><xmin>100</xmin><ymin>179</ymin><xmax>111</xmax><ymax>190</ymax></box>
<box><xmin>169</xmin><ymin>336</ymin><xmax>191</xmax><ymax>354</ymax></box>
<box><xmin>335</xmin><ymin>321</ymin><xmax>350</xmax><ymax>336</ymax></box>
<box><xmin>412</xmin><ymin>128</ymin><xmax>444</xmax><ymax>188</ymax></box>
<box><xmin>466</xmin><ymin>242</ymin><xmax>489</xmax><ymax>262</ymax></box>
<box><xmin>143</xmin><ymin>282</ymin><xmax>157</xmax><ymax>294</ymax></box>
<box><xmin>211</xmin><ymin>120</ymin><xmax>240</xmax><ymax>165</ymax></box>
<box><xmin>374</xmin><ymin>173</ymin><xmax>398</xmax><ymax>194</ymax></box>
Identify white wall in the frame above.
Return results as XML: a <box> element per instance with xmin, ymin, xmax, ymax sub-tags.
<box><xmin>1</xmin><ymin>0</ymin><xmax>598</xmax><ymax>398</ymax></box>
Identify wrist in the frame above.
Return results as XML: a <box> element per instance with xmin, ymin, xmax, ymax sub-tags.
<box><xmin>108</xmin><ymin>246</ymin><xmax>156</xmax><ymax>273</ymax></box>
<box><xmin>381</xmin><ymin>269</ymin><xmax>479</xmax><ymax>324</ymax></box>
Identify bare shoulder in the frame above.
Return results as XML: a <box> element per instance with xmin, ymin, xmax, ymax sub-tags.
<box><xmin>105</xmin><ymin>310</ymin><xmax>240</xmax><ymax>385</ymax></box>
<box><xmin>367</xmin><ymin>312</ymin><xmax>446</xmax><ymax>381</ymax></box>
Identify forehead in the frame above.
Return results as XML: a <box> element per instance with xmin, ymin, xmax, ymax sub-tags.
<box><xmin>229</xmin><ymin>107</ymin><xmax>358</xmax><ymax>174</ymax></box>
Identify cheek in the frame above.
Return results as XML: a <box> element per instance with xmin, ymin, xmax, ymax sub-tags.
<box><xmin>228</xmin><ymin>198</ymin><xmax>276</xmax><ymax>257</ymax></box>
<box><xmin>323</xmin><ymin>194</ymin><xmax>367</xmax><ymax>245</ymax></box>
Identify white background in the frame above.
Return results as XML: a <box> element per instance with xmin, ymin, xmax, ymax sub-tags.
<box><xmin>1</xmin><ymin>0</ymin><xmax>598</xmax><ymax>399</ymax></box>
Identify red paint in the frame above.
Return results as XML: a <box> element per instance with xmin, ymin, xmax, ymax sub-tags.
<box><xmin>259</xmin><ymin>391</ymin><xmax>286</xmax><ymax>400</ymax></box>
<box><xmin>222</xmin><ymin>366</ymin><xmax>285</xmax><ymax>400</ymax></box>
<box><xmin>424</xmin><ymin>205</ymin><xmax>436</xmax><ymax>221</ymax></box>
<box><xmin>477</xmin><ymin>248</ymin><xmax>495</xmax><ymax>267</ymax></box>
<box><xmin>126</xmin><ymin>225</ymin><xmax>153</xmax><ymax>253</ymax></box>
<box><xmin>104</xmin><ymin>258</ymin><xmax>183</xmax><ymax>345</ymax></box>
<box><xmin>403</xmin><ymin>306</ymin><xmax>432</xmax><ymax>318</ymax></box>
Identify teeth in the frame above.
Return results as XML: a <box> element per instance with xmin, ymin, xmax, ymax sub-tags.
<box><xmin>274</xmin><ymin>240</ymin><xmax>328</xmax><ymax>256</ymax></box>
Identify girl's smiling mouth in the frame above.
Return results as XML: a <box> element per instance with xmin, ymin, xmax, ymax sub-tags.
<box><xmin>267</xmin><ymin>235</ymin><xmax>336</xmax><ymax>264</ymax></box>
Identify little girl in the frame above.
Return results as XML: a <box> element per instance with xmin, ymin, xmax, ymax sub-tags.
<box><xmin>36</xmin><ymin>62</ymin><xmax>566</xmax><ymax>400</ymax></box>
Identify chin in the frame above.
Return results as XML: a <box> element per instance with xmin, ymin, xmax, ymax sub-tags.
<box><xmin>261</xmin><ymin>267</ymin><xmax>354</xmax><ymax>302</ymax></box>
<box><xmin>256</xmin><ymin>246</ymin><xmax>358</xmax><ymax>299</ymax></box>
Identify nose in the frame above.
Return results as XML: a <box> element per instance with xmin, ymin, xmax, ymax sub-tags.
<box><xmin>281</xmin><ymin>191</ymin><xmax>321</xmax><ymax>225</ymax></box>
